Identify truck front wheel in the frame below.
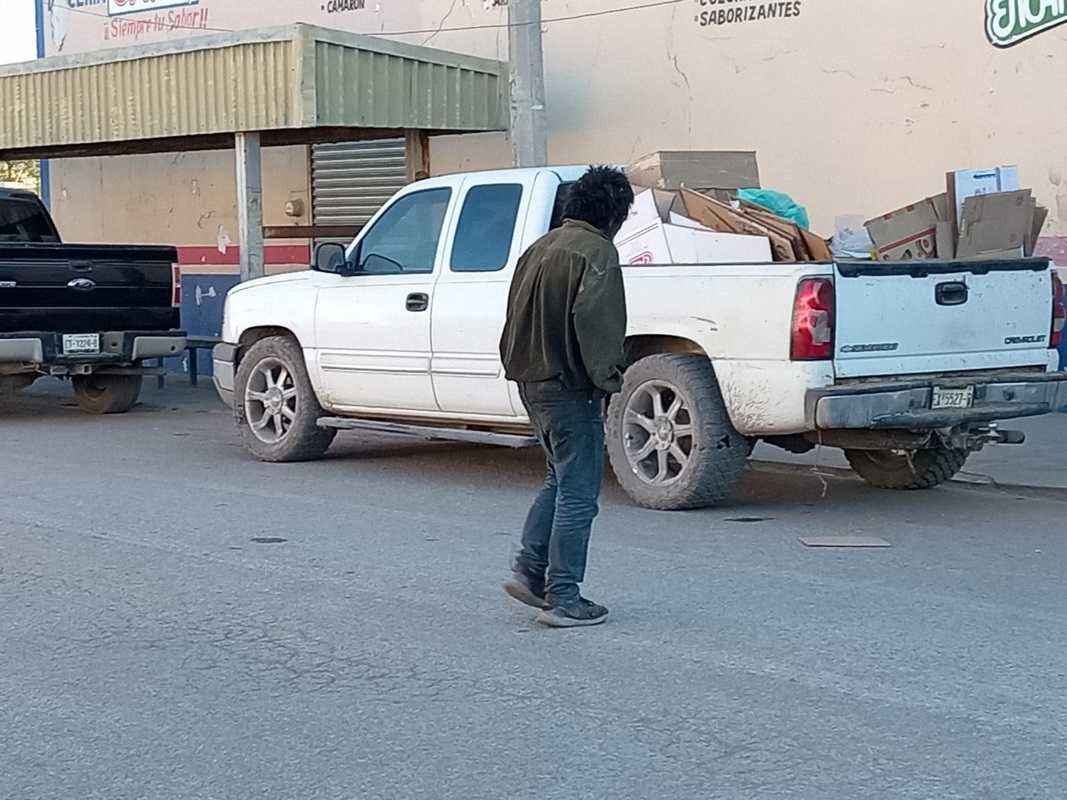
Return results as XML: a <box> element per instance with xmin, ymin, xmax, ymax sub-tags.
<box><xmin>233</xmin><ymin>335</ymin><xmax>335</xmax><ymax>462</ymax></box>
<box><xmin>844</xmin><ymin>445</ymin><xmax>969</xmax><ymax>490</ymax></box>
<box><xmin>606</xmin><ymin>354</ymin><xmax>752</xmax><ymax>510</ymax></box>
<box><xmin>71</xmin><ymin>374</ymin><xmax>142</xmax><ymax>414</ymax></box>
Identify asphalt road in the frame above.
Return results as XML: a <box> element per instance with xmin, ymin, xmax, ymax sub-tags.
<box><xmin>3</xmin><ymin>381</ymin><xmax>1067</xmax><ymax>800</ymax></box>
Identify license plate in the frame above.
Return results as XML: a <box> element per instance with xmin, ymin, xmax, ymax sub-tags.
<box><xmin>62</xmin><ymin>333</ymin><xmax>100</xmax><ymax>354</ymax></box>
<box><xmin>931</xmin><ymin>386</ymin><xmax>974</xmax><ymax>410</ymax></box>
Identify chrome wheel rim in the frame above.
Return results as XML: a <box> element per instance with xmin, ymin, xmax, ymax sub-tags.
<box><xmin>244</xmin><ymin>357</ymin><xmax>298</xmax><ymax>445</ymax></box>
<box><xmin>622</xmin><ymin>380</ymin><xmax>694</xmax><ymax>486</ymax></box>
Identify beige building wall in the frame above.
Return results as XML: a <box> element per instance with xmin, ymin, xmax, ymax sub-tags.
<box><xmin>52</xmin><ymin>147</ymin><xmax>311</xmax><ymax>272</ymax></box>
<box><xmin>39</xmin><ymin>0</ymin><xmax>1067</xmax><ymax>265</ymax></box>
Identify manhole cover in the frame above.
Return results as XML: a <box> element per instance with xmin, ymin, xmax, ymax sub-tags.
<box><xmin>726</xmin><ymin>517</ymin><xmax>772</xmax><ymax>524</ymax></box>
<box><xmin>251</xmin><ymin>537</ymin><xmax>288</xmax><ymax>544</ymax></box>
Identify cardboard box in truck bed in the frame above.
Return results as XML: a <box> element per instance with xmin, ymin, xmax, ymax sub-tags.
<box><xmin>615</xmin><ymin>221</ymin><xmax>772</xmax><ymax>265</ymax></box>
<box><xmin>614</xmin><ymin>190</ymin><xmax>771</xmax><ymax>264</ymax></box>
<box><xmin>627</xmin><ymin>151</ymin><xmax>761</xmax><ymax>192</ymax></box>
<box><xmin>948</xmin><ymin>165</ymin><xmax>1020</xmax><ymax>224</ymax></box>
<box><xmin>864</xmin><ymin>199</ymin><xmax>939</xmax><ymax>261</ymax></box>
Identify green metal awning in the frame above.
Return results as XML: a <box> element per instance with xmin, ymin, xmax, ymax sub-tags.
<box><xmin>0</xmin><ymin>24</ymin><xmax>508</xmax><ymax>160</ymax></box>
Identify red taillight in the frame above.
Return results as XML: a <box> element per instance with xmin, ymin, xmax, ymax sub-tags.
<box><xmin>1052</xmin><ymin>270</ymin><xmax>1065</xmax><ymax>349</ymax></box>
<box><xmin>172</xmin><ymin>264</ymin><xmax>182</xmax><ymax>308</ymax></box>
<box><xmin>791</xmin><ymin>277</ymin><xmax>835</xmax><ymax>360</ymax></box>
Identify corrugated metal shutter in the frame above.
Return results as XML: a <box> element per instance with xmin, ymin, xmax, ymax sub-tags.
<box><xmin>311</xmin><ymin>140</ymin><xmax>407</xmax><ymax>226</ymax></box>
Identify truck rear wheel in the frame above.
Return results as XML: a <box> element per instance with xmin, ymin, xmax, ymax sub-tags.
<box><xmin>233</xmin><ymin>335</ymin><xmax>335</xmax><ymax>462</ymax></box>
<box><xmin>844</xmin><ymin>445</ymin><xmax>969</xmax><ymax>490</ymax></box>
<box><xmin>71</xmin><ymin>374</ymin><xmax>142</xmax><ymax>414</ymax></box>
<box><xmin>606</xmin><ymin>354</ymin><xmax>751</xmax><ymax>510</ymax></box>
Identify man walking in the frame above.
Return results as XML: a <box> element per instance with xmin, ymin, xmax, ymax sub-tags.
<box><xmin>499</xmin><ymin>165</ymin><xmax>634</xmax><ymax>628</ymax></box>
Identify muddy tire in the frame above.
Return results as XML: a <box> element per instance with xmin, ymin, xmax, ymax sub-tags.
<box><xmin>71</xmin><ymin>374</ymin><xmax>142</xmax><ymax>414</ymax></box>
<box><xmin>233</xmin><ymin>335</ymin><xmax>335</xmax><ymax>462</ymax></box>
<box><xmin>844</xmin><ymin>445</ymin><xmax>969</xmax><ymax>490</ymax></box>
<box><xmin>606</xmin><ymin>354</ymin><xmax>751</xmax><ymax>510</ymax></box>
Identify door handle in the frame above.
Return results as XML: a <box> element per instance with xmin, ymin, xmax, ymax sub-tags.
<box><xmin>70</xmin><ymin>260</ymin><xmax>93</xmax><ymax>273</ymax></box>
<box><xmin>935</xmin><ymin>281</ymin><xmax>968</xmax><ymax>306</ymax></box>
<box><xmin>406</xmin><ymin>292</ymin><xmax>429</xmax><ymax>312</ymax></box>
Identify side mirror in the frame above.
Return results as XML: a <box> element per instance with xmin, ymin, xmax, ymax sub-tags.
<box><xmin>313</xmin><ymin>242</ymin><xmax>348</xmax><ymax>274</ymax></box>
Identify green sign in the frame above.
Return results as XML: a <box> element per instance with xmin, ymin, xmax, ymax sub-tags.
<box><xmin>987</xmin><ymin>0</ymin><xmax>1067</xmax><ymax>47</ymax></box>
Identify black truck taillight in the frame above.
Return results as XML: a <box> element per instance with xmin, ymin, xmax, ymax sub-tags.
<box><xmin>791</xmin><ymin>277</ymin><xmax>835</xmax><ymax>360</ymax></box>
<box><xmin>172</xmin><ymin>264</ymin><xmax>182</xmax><ymax>308</ymax></box>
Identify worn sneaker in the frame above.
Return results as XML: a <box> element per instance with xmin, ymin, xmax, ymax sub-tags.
<box><xmin>535</xmin><ymin>597</ymin><xmax>609</xmax><ymax>628</ymax></box>
<box><xmin>503</xmin><ymin>572</ymin><xmax>549</xmax><ymax>610</ymax></box>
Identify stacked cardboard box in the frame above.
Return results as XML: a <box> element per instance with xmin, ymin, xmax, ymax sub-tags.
<box><xmin>614</xmin><ymin>187</ymin><xmax>773</xmax><ymax>264</ymax></box>
<box><xmin>864</xmin><ymin>165</ymin><xmax>1047</xmax><ymax>262</ymax></box>
<box><xmin>627</xmin><ymin>150</ymin><xmax>761</xmax><ymax>193</ymax></box>
<box><xmin>616</xmin><ymin>151</ymin><xmax>832</xmax><ymax>264</ymax></box>
<box><xmin>680</xmin><ymin>190</ymin><xmax>832</xmax><ymax>262</ymax></box>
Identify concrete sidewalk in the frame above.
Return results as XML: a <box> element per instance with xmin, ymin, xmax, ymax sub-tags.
<box><xmin>752</xmin><ymin>412</ymin><xmax>1067</xmax><ymax>491</ymax></box>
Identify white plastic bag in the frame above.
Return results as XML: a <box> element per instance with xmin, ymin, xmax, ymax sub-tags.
<box><xmin>830</xmin><ymin>215</ymin><xmax>874</xmax><ymax>260</ymax></box>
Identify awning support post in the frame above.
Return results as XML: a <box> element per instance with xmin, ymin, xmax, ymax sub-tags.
<box><xmin>235</xmin><ymin>131</ymin><xmax>264</xmax><ymax>282</ymax></box>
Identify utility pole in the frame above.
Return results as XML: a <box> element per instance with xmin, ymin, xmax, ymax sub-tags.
<box><xmin>503</xmin><ymin>0</ymin><xmax>548</xmax><ymax>167</ymax></box>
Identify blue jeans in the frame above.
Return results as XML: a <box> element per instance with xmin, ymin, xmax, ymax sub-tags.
<box><xmin>515</xmin><ymin>381</ymin><xmax>606</xmax><ymax>605</ymax></box>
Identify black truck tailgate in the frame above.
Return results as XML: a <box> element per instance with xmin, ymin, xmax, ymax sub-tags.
<box><xmin>0</xmin><ymin>244</ymin><xmax>180</xmax><ymax>334</ymax></box>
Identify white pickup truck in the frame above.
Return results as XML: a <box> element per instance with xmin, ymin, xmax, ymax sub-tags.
<box><xmin>213</xmin><ymin>166</ymin><xmax>1067</xmax><ymax>510</ymax></box>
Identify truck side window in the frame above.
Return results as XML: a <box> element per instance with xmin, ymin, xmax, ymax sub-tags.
<box><xmin>356</xmin><ymin>188</ymin><xmax>452</xmax><ymax>274</ymax></box>
<box><xmin>449</xmin><ymin>184</ymin><xmax>524</xmax><ymax>273</ymax></box>
<box><xmin>0</xmin><ymin>198</ymin><xmax>60</xmax><ymax>243</ymax></box>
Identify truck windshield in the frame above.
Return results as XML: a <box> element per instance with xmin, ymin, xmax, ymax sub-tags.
<box><xmin>0</xmin><ymin>197</ymin><xmax>60</xmax><ymax>243</ymax></box>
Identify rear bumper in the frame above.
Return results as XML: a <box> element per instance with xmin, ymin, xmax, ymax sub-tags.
<box><xmin>131</xmin><ymin>335</ymin><xmax>186</xmax><ymax>360</ymax></box>
<box><xmin>809</xmin><ymin>370</ymin><xmax>1067</xmax><ymax>430</ymax></box>
<box><xmin>0</xmin><ymin>330</ymin><xmax>186</xmax><ymax>368</ymax></box>
<box><xmin>212</xmin><ymin>342</ymin><xmax>237</xmax><ymax>408</ymax></box>
<box><xmin>0</xmin><ymin>337</ymin><xmax>45</xmax><ymax>363</ymax></box>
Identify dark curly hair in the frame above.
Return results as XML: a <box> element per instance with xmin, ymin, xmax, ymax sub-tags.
<box><xmin>562</xmin><ymin>165</ymin><xmax>635</xmax><ymax>233</ymax></box>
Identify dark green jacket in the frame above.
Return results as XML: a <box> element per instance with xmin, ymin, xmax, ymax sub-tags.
<box><xmin>499</xmin><ymin>219</ymin><xmax>627</xmax><ymax>394</ymax></box>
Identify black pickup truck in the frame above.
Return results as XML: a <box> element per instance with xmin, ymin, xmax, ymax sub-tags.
<box><xmin>0</xmin><ymin>188</ymin><xmax>185</xmax><ymax>413</ymax></box>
